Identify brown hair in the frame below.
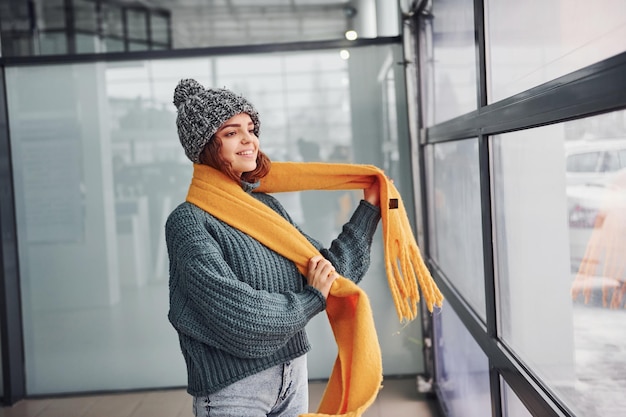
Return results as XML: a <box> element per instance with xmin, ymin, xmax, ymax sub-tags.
<box><xmin>199</xmin><ymin>135</ymin><xmax>272</xmax><ymax>183</ymax></box>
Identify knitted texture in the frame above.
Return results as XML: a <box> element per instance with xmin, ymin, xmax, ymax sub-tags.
<box><xmin>166</xmin><ymin>176</ymin><xmax>380</xmax><ymax>397</ymax></box>
<box><xmin>257</xmin><ymin>162</ymin><xmax>444</xmax><ymax>317</ymax></box>
<box><xmin>173</xmin><ymin>79</ymin><xmax>260</xmax><ymax>163</ymax></box>
<box><xmin>186</xmin><ymin>162</ymin><xmax>444</xmax><ymax>417</ymax></box>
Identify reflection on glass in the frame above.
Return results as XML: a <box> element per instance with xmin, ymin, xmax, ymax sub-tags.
<box><xmin>571</xmin><ymin>170</ymin><xmax>626</xmax><ymax>307</ymax></box>
<box><xmin>421</xmin><ymin>0</ymin><xmax>477</xmax><ymax>125</ymax></box>
<box><xmin>163</xmin><ymin>4</ymin><xmax>353</xmax><ymax>49</ymax></box>
<box><xmin>566</xmin><ymin>133</ymin><xmax>626</xmax><ymax>309</ymax></box>
<box><xmin>434</xmin><ymin>306</ymin><xmax>491</xmax><ymax>417</ymax></box>
<box><xmin>7</xmin><ymin>43</ymin><xmax>418</xmax><ymax>394</ymax></box>
<box><xmin>41</xmin><ymin>0</ymin><xmax>66</xmax><ymax>30</ymax></box>
<box><xmin>426</xmin><ymin>139</ymin><xmax>485</xmax><ymax>320</ymax></box>
<box><xmin>486</xmin><ymin>0</ymin><xmax>626</xmax><ymax>102</ymax></box>
<box><xmin>129</xmin><ymin>42</ymin><xmax>149</xmax><ymax>52</ymax></box>
<box><xmin>39</xmin><ymin>32</ymin><xmax>68</xmax><ymax>55</ymax></box>
<box><xmin>127</xmin><ymin>9</ymin><xmax>148</xmax><ymax>41</ymax></box>
<box><xmin>151</xmin><ymin>13</ymin><xmax>170</xmax><ymax>45</ymax></box>
<box><xmin>76</xmin><ymin>33</ymin><xmax>98</xmax><ymax>54</ymax></box>
<box><xmin>74</xmin><ymin>0</ymin><xmax>98</xmax><ymax>32</ymax></box>
<box><xmin>492</xmin><ymin>109</ymin><xmax>626</xmax><ymax>416</ymax></box>
<box><xmin>104</xmin><ymin>38</ymin><xmax>124</xmax><ymax>53</ymax></box>
<box><xmin>103</xmin><ymin>5</ymin><xmax>124</xmax><ymax>38</ymax></box>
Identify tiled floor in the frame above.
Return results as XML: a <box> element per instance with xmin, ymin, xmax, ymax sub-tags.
<box><xmin>0</xmin><ymin>377</ymin><xmax>441</xmax><ymax>417</ymax></box>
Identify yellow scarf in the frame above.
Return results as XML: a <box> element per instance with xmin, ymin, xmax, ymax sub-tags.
<box><xmin>186</xmin><ymin>162</ymin><xmax>443</xmax><ymax>417</ymax></box>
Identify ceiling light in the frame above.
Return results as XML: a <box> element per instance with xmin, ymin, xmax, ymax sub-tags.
<box><xmin>345</xmin><ymin>30</ymin><xmax>358</xmax><ymax>41</ymax></box>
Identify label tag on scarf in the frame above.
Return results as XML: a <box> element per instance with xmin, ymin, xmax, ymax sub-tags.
<box><xmin>389</xmin><ymin>198</ymin><xmax>398</xmax><ymax>209</ymax></box>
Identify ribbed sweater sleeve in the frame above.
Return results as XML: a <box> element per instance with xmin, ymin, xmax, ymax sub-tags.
<box><xmin>184</xmin><ymin>259</ymin><xmax>326</xmax><ymax>359</ymax></box>
<box><xmin>320</xmin><ymin>200</ymin><xmax>381</xmax><ymax>284</ymax></box>
<box><xmin>166</xmin><ymin>203</ymin><xmax>327</xmax><ymax>359</ymax></box>
<box><xmin>166</xmin><ymin>187</ymin><xmax>381</xmax><ymax>391</ymax></box>
<box><xmin>254</xmin><ymin>193</ymin><xmax>381</xmax><ymax>284</ymax></box>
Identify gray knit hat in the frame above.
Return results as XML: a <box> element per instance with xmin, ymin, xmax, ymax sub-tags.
<box><xmin>173</xmin><ymin>78</ymin><xmax>260</xmax><ymax>163</ymax></box>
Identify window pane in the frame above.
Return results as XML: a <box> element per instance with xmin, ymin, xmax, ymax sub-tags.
<box><xmin>0</xmin><ymin>0</ymin><xmax>30</xmax><ymax>32</ymax></box>
<box><xmin>620</xmin><ymin>150</ymin><xmax>626</xmax><ymax>168</ymax></box>
<box><xmin>76</xmin><ymin>33</ymin><xmax>97</xmax><ymax>54</ymax></box>
<box><xmin>41</xmin><ymin>0</ymin><xmax>66</xmax><ymax>30</ymax></box>
<box><xmin>39</xmin><ymin>31</ymin><xmax>67</xmax><ymax>55</ymax></box>
<box><xmin>492</xmin><ymin>110</ymin><xmax>626</xmax><ymax>417</ymax></box>
<box><xmin>7</xmin><ymin>43</ymin><xmax>420</xmax><ymax>394</ymax></box>
<box><xmin>128</xmin><ymin>41</ymin><xmax>148</xmax><ymax>52</ymax></box>
<box><xmin>127</xmin><ymin>9</ymin><xmax>148</xmax><ymax>41</ymax></box>
<box><xmin>151</xmin><ymin>13</ymin><xmax>169</xmax><ymax>45</ymax></box>
<box><xmin>1</xmin><ymin>33</ymin><xmax>33</xmax><ymax>57</ymax></box>
<box><xmin>426</xmin><ymin>139</ymin><xmax>486</xmax><ymax>319</ymax></box>
<box><xmin>486</xmin><ymin>0</ymin><xmax>626</xmax><ymax>102</ymax></box>
<box><xmin>422</xmin><ymin>0</ymin><xmax>477</xmax><ymax>125</ymax></box>
<box><xmin>502</xmin><ymin>379</ymin><xmax>533</xmax><ymax>417</ymax></box>
<box><xmin>103</xmin><ymin>5</ymin><xmax>124</xmax><ymax>38</ymax></box>
<box><xmin>74</xmin><ymin>0</ymin><xmax>97</xmax><ymax>32</ymax></box>
<box><xmin>435</xmin><ymin>306</ymin><xmax>491</xmax><ymax>417</ymax></box>
<box><xmin>566</xmin><ymin>151</ymin><xmax>602</xmax><ymax>174</ymax></box>
<box><xmin>104</xmin><ymin>38</ymin><xmax>124</xmax><ymax>53</ymax></box>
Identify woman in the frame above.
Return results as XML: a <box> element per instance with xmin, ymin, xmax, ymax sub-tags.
<box><xmin>166</xmin><ymin>78</ymin><xmax>381</xmax><ymax>417</ymax></box>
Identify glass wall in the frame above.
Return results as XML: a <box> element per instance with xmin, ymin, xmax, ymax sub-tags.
<box><xmin>434</xmin><ymin>306</ymin><xmax>491</xmax><ymax>417</ymax></box>
<box><xmin>492</xmin><ymin>110</ymin><xmax>626</xmax><ymax>417</ymax></box>
<box><xmin>422</xmin><ymin>0</ymin><xmax>478</xmax><ymax>126</ymax></box>
<box><xmin>426</xmin><ymin>140</ymin><xmax>485</xmax><ymax>320</ymax></box>
<box><xmin>502</xmin><ymin>380</ymin><xmax>533</xmax><ymax>417</ymax></box>
<box><xmin>5</xmin><ymin>42</ymin><xmax>422</xmax><ymax>395</ymax></box>
<box><xmin>412</xmin><ymin>0</ymin><xmax>626</xmax><ymax>415</ymax></box>
<box><xmin>486</xmin><ymin>0</ymin><xmax>626</xmax><ymax>102</ymax></box>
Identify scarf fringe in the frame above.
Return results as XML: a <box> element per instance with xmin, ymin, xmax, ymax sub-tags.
<box><xmin>258</xmin><ymin>161</ymin><xmax>443</xmax><ymax>320</ymax></box>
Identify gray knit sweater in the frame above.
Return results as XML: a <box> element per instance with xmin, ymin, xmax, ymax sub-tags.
<box><xmin>166</xmin><ymin>181</ymin><xmax>381</xmax><ymax>397</ymax></box>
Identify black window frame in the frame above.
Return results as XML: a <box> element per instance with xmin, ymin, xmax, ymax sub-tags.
<box><xmin>405</xmin><ymin>0</ymin><xmax>626</xmax><ymax>416</ymax></box>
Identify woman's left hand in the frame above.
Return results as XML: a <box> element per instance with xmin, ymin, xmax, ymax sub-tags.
<box><xmin>364</xmin><ymin>178</ymin><xmax>380</xmax><ymax>207</ymax></box>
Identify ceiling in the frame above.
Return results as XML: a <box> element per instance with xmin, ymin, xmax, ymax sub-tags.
<box><xmin>118</xmin><ymin>0</ymin><xmax>355</xmax><ymax>49</ymax></box>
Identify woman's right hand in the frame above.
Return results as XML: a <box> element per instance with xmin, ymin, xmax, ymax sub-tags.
<box><xmin>307</xmin><ymin>255</ymin><xmax>338</xmax><ymax>299</ymax></box>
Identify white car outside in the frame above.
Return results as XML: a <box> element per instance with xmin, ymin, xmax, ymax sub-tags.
<box><xmin>565</xmin><ymin>138</ymin><xmax>626</xmax><ymax>186</ymax></box>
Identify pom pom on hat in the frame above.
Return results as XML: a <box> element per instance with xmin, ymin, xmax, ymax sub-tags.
<box><xmin>173</xmin><ymin>78</ymin><xmax>205</xmax><ymax>109</ymax></box>
<box><xmin>173</xmin><ymin>79</ymin><xmax>260</xmax><ymax>163</ymax></box>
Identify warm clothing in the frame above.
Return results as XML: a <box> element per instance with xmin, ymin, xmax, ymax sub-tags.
<box><xmin>166</xmin><ymin>177</ymin><xmax>380</xmax><ymax>397</ymax></box>
<box><xmin>256</xmin><ymin>162</ymin><xmax>443</xmax><ymax>316</ymax></box>
<box><xmin>192</xmin><ymin>355</ymin><xmax>309</xmax><ymax>417</ymax></box>
<box><xmin>183</xmin><ymin>162</ymin><xmax>443</xmax><ymax>416</ymax></box>
<box><xmin>173</xmin><ymin>79</ymin><xmax>261</xmax><ymax>163</ymax></box>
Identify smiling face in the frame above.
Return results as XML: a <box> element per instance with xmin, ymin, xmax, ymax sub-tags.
<box><xmin>213</xmin><ymin>113</ymin><xmax>259</xmax><ymax>178</ymax></box>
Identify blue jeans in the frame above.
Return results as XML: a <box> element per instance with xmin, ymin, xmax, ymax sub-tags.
<box><xmin>193</xmin><ymin>355</ymin><xmax>309</xmax><ymax>417</ymax></box>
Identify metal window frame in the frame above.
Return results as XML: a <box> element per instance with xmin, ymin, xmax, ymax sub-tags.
<box><xmin>0</xmin><ymin>67</ymin><xmax>26</xmax><ymax>407</ymax></box>
<box><xmin>407</xmin><ymin>0</ymin><xmax>626</xmax><ymax>416</ymax></box>
<box><xmin>0</xmin><ymin>0</ymin><xmax>172</xmax><ymax>57</ymax></box>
